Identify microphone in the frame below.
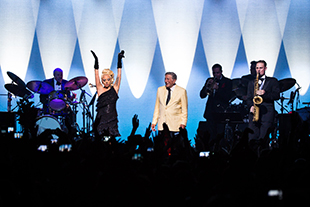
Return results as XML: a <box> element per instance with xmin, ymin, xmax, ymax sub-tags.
<box><xmin>89</xmin><ymin>83</ymin><xmax>96</xmax><ymax>88</ymax></box>
<box><xmin>80</xmin><ymin>90</ymin><xmax>85</xmax><ymax>103</ymax></box>
<box><xmin>288</xmin><ymin>86</ymin><xmax>301</xmax><ymax>105</ymax></box>
<box><xmin>288</xmin><ymin>91</ymin><xmax>295</xmax><ymax>104</ymax></box>
<box><xmin>295</xmin><ymin>85</ymin><xmax>302</xmax><ymax>92</ymax></box>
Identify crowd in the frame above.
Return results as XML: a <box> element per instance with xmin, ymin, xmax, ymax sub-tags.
<box><xmin>0</xmin><ymin>113</ymin><xmax>309</xmax><ymax>207</ymax></box>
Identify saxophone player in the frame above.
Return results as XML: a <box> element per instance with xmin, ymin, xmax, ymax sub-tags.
<box><xmin>246</xmin><ymin>60</ymin><xmax>280</xmax><ymax>156</ymax></box>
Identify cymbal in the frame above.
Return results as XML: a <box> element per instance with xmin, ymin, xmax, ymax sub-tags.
<box><xmin>234</xmin><ymin>87</ymin><xmax>247</xmax><ymax>99</ymax></box>
<box><xmin>232</xmin><ymin>78</ymin><xmax>249</xmax><ymax>89</ymax></box>
<box><xmin>64</xmin><ymin>76</ymin><xmax>88</xmax><ymax>91</ymax></box>
<box><xmin>26</xmin><ymin>81</ymin><xmax>53</xmax><ymax>95</ymax></box>
<box><xmin>232</xmin><ymin>78</ymin><xmax>247</xmax><ymax>99</ymax></box>
<box><xmin>279</xmin><ymin>78</ymin><xmax>296</xmax><ymax>92</ymax></box>
<box><xmin>5</xmin><ymin>83</ymin><xmax>34</xmax><ymax>98</ymax></box>
<box><xmin>7</xmin><ymin>71</ymin><xmax>26</xmax><ymax>87</ymax></box>
<box><xmin>232</xmin><ymin>78</ymin><xmax>242</xmax><ymax>90</ymax></box>
<box><xmin>241</xmin><ymin>74</ymin><xmax>255</xmax><ymax>82</ymax></box>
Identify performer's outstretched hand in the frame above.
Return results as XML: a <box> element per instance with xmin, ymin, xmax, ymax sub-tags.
<box><xmin>118</xmin><ymin>50</ymin><xmax>125</xmax><ymax>58</ymax></box>
<box><xmin>91</xmin><ymin>50</ymin><xmax>99</xmax><ymax>69</ymax></box>
<box><xmin>117</xmin><ymin>50</ymin><xmax>125</xmax><ymax>68</ymax></box>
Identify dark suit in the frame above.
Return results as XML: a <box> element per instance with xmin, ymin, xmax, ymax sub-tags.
<box><xmin>200</xmin><ymin>75</ymin><xmax>233</xmax><ymax>120</ymax></box>
<box><xmin>200</xmin><ymin>76</ymin><xmax>233</xmax><ymax>145</ymax></box>
<box><xmin>246</xmin><ymin>76</ymin><xmax>280</xmax><ymax>151</ymax></box>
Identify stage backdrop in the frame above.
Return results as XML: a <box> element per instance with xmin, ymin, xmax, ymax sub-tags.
<box><xmin>0</xmin><ymin>0</ymin><xmax>309</xmax><ymax>143</ymax></box>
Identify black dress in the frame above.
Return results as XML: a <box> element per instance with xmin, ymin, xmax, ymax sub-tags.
<box><xmin>94</xmin><ymin>86</ymin><xmax>120</xmax><ymax>137</ymax></box>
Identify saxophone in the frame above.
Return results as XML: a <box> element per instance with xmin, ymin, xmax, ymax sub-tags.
<box><xmin>253</xmin><ymin>73</ymin><xmax>263</xmax><ymax>122</ymax></box>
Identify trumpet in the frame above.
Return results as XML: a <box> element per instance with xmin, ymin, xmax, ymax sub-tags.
<box><xmin>206</xmin><ymin>77</ymin><xmax>218</xmax><ymax>95</ymax></box>
<box><xmin>253</xmin><ymin>73</ymin><xmax>263</xmax><ymax>122</ymax></box>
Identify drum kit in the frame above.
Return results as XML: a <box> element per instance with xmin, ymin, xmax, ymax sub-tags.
<box><xmin>4</xmin><ymin>71</ymin><xmax>94</xmax><ymax>138</ymax></box>
<box><xmin>221</xmin><ymin>76</ymin><xmax>298</xmax><ymax>133</ymax></box>
<box><xmin>231</xmin><ymin>76</ymin><xmax>299</xmax><ymax>113</ymax></box>
<box><xmin>215</xmin><ymin>76</ymin><xmax>301</xmax><ymax>153</ymax></box>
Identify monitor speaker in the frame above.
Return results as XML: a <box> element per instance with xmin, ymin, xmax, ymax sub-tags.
<box><xmin>0</xmin><ymin>112</ymin><xmax>16</xmax><ymax>134</ymax></box>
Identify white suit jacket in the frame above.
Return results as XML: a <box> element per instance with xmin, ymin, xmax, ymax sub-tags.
<box><xmin>152</xmin><ymin>85</ymin><xmax>188</xmax><ymax>131</ymax></box>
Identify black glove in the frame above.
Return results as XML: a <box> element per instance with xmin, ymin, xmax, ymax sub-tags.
<box><xmin>91</xmin><ymin>50</ymin><xmax>99</xmax><ymax>69</ymax></box>
<box><xmin>117</xmin><ymin>50</ymin><xmax>125</xmax><ymax>68</ymax></box>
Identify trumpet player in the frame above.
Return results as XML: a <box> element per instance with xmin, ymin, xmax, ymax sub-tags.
<box><xmin>246</xmin><ymin>60</ymin><xmax>280</xmax><ymax>156</ymax></box>
<box><xmin>200</xmin><ymin>63</ymin><xmax>233</xmax><ymax>149</ymax></box>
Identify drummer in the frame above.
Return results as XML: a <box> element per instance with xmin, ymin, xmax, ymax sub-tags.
<box><xmin>39</xmin><ymin>68</ymin><xmax>76</xmax><ymax>114</ymax></box>
<box><xmin>239</xmin><ymin>61</ymin><xmax>257</xmax><ymax>101</ymax></box>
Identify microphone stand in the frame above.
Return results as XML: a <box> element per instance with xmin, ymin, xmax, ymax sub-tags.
<box><xmin>287</xmin><ymin>84</ymin><xmax>301</xmax><ymax>112</ymax></box>
<box><xmin>295</xmin><ymin>83</ymin><xmax>301</xmax><ymax>110</ymax></box>
<box><xmin>276</xmin><ymin>93</ymin><xmax>289</xmax><ymax>114</ymax></box>
<box><xmin>79</xmin><ymin>88</ymin><xmax>92</xmax><ymax>134</ymax></box>
<box><xmin>7</xmin><ymin>92</ymin><xmax>12</xmax><ymax>112</ymax></box>
<box><xmin>88</xmin><ymin>91</ymin><xmax>97</xmax><ymax>134</ymax></box>
<box><xmin>72</xmin><ymin>79</ymin><xmax>92</xmax><ymax>134</ymax></box>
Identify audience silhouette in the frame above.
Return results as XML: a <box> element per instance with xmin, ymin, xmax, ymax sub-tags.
<box><xmin>0</xmin><ymin>113</ymin><xmax>309</xmax><ymax>206</ymax></box>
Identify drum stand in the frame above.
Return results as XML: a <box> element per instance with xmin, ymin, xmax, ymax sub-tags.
<box><xmin>79</xmin><ymin>89</ymin><xmax>93</xmax><ymax>134</ymax></box>
<box><xmin>277</xmin><ymin>93</ymin><xmax>290</xmax><ymax>114</ymax></box>
<box><xmin>71</xmin><ymin>102</ymin><xmax>82</xmax><ymax>139</ymax></box>
<box><xmin>89</xmin><ymin>92</ymin><xmax>97</xmax><ymax>123</ymax></box>
<box><xmin>215</xmin><ymin>109</ymin><xmax>243</xmax><ymax>154</ymax></box>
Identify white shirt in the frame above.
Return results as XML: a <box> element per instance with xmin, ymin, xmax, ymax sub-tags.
<box><xmin>166</xmin><ymin>84</ymin><xmax>176</xmax><ymax>103</ymax></box>
<box><xmin>258</xmin><ymin>75</ymin><xmax>266</xmax><ymax>90</ymax></box>
<box><xmin>169</xmin><ymin>84</ymin><xmax>176</xmax><ymax>95</ymax></box>
<box><xmin>54</xmin><ymin>79</ymin><xmax>62</xmax><ymax>91</ymax></box>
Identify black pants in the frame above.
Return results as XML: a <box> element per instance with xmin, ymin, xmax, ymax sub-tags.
<box><xmin>248</xmin><ymin>113</ymin><xmax>274</xmax><ymax>155</ymax></box>
<box><xmin>158</xmin><ymin>130</ymin><xmax>184</xmax><ymax>155</ymax></box>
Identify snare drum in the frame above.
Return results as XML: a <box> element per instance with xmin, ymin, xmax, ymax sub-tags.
<box><xmin>35</xmin><ymin>115</ymin><xmax>61</xmax><ymax>136</ymax></box>
<box><xmin>48</xmin><ymin>91</ymin><xmax>67</xmax><ymax>111</ymax></box>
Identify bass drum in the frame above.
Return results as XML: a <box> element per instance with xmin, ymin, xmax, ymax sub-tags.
<box><xmin>48</xmin><ymin>91</ymin><xmax>67</xmax><ymax>111</ymax></box>
<box><xmin>35</xmin><ymin>115</ymin><xmax>61</xmax><ymax>136</ymax></box>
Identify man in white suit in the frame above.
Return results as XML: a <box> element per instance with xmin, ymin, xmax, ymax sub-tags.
<box><xmin>151</xmin><ymin>72</ymin><xmax>188</xmax><ymax>133</ymax></box>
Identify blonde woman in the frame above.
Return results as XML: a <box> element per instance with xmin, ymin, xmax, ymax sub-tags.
<box><xmin>91</xmin><ymin>50</ymin><xmax>124</xmax><ymax>137</ymax></box>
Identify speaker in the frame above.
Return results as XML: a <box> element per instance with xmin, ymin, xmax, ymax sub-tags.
<box><xmin>278</xmin><ymin>111</ymin><xmax>309</xmax><ymax>148</ymax></box>
<box><xmin>0</xmin><ymin>112</ymin><xmax>16</xmax><ymax>134</ymax></box>
<box><xmin>278</xmin><ymin>114</ymin><xmax>291</xmax><ymax>147</ymax></box>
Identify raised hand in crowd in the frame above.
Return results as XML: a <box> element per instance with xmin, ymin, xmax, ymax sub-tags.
<box><xmin>144</xmin><ymin>122</ymin><xmax>152</xmax><ymax>139</ymax></box>
<box><xmin>130</xmin><ymin>114</ymin><xmax>139</xmax><ymax>136</ymax></box>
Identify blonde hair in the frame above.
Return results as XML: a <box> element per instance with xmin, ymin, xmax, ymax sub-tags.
<box><xmin>101</xmin><ymin>69</ymin><xmax>114</xmax><ymax>85</ymax></box>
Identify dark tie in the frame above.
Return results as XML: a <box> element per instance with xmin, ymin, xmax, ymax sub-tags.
<box><xmin>56</xmin><ymin>82</ymin><xmax>61</xmax><ymax>86</ymax></box>
<box><xmin>166</xmin><ymin>87</ymin><xmax>171</xmax><ymax>105</ymax></box>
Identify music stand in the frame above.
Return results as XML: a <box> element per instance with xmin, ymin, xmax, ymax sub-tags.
<box><xmin>213</xmin><ymin>112</ymin><xmax>244</xmax><ymax>154</ymax></box>
<box><xmin>214</xmin><ymin>112</ymin><xmax>244</xmax><ymax>124</ymax></box>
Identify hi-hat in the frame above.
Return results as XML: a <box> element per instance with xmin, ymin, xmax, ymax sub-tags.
<box><xmin>279</xmin><ymin>78</ymin><xmax>296</xmax><ymax>92</ymax></box>
<box><xmin>27</xmin><ymin>81</ymin><xmax>53</xmax><ymax>95</ymax></box>
<box><xmin>7</xmin><ymin>71</ymin><xmax>26</xmax><ymax>87</ymax></box>
<box><xmin>232</xmin><ymin>78</ymin><xmax>242</xmax><ymax>90</ymax></box>
<box><xmin>64</xmin><ymin>76</ymin><xmax>88</xmax><ymax>91</ymax></box>
<box><xmin>5</xmin><ymin>83</ymin><xmax>33</xmax><ymax>98</ymax></box>
<box><xmin>232</xmin><ymin>78</ymin><xmax>247</xmax><ymax>99</ymax></box>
